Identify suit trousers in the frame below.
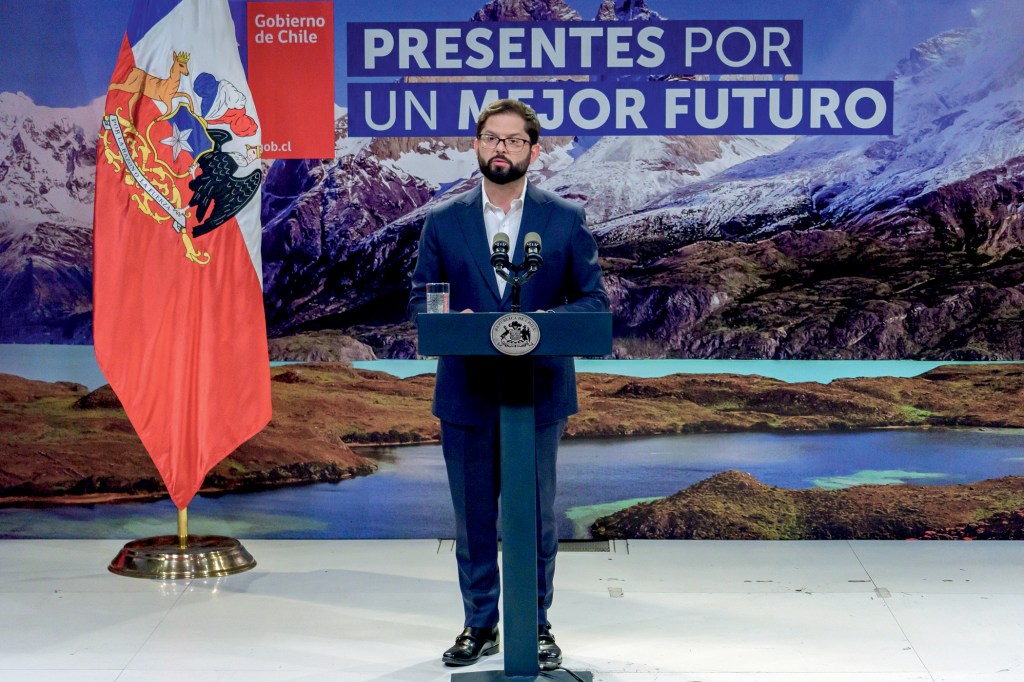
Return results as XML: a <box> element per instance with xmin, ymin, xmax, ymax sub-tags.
<box><xmin>440</xmin><ymin>416</ymin><xmax>566</xmax><ymax>629</ymax></box>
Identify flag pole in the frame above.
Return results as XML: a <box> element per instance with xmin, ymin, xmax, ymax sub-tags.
<box><xmin>177</xmin><ymin>507</ymin><xmax>188</xmax><ymax>549</ymax></box>
<box><xmin>96</xmin><ymin>0</ymin><xmax>267</xmax><ymax>582</ymax></box>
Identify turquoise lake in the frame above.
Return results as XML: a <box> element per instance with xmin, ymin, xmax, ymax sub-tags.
<box><xmin>2</xmin><ymin>429</ymin><xmax>1022</xmax><ymax>540</ymax></box>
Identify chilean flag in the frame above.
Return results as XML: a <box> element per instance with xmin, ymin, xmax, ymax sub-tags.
<box><xmin>93</xmin><ymin>0</ymin><xmax>271</xmax><ymax>509</ymax></box>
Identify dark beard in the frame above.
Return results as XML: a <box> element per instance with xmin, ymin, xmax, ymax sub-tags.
<box><xmin>478</xmin><ymin>153</ymin><xmax>529</xmax><ymax>185</ymax></box>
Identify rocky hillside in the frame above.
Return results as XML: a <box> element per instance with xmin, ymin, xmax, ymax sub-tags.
<box><xmin>0</xmin><ymin>367</ymin><xmax>390</xmax><ymax>506</ymax></box>
<box><xmin>571</xmin><ymin>363</ymin><xmax>1024</xmax><ymax>436</ymax></box>
<box><xmin>602</xmin><ymin>224</ymin><xmax>1024</xmax><ymax>360</ymax></box>
<box><xmin>590</xmin><ymin>470</ymin><xmax>1024</xmax><ymax>540</ymax></box>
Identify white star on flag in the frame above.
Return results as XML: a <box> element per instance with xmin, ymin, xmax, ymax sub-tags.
<box><xmin>161</xmin><ymin>123</ymin><xmax>193</xmax><ymax>160</ymax></box>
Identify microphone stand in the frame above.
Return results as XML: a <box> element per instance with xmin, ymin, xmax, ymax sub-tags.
<box><xmin>492</xmin><ymin>259</ymin><xmax>540</xmax><ymax>312</ymax></box>
<box><xmin>492</xmin><ymin>233</ymin><xmax>542</xmax><ymax>312</ymax></box>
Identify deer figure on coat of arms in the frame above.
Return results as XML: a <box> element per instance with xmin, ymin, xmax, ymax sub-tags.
<box><xmin>108</xmin><ymin>50</ymin><xmax>195</xmax><ymax>116</ymax></box>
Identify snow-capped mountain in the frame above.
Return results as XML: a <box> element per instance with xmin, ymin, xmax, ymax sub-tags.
<box><xmin>0</xmin><ymin>92</ymin><xmax>103</xmax><ymax>342</ymax></box>
<box><xmin>4</xmin><ymin>0</ymin><xmax>1022</xmax><ymax>359</ymax></box>
<box><xmin>584</xmin><ymin>1</ymin><xmax>1024</xmax><ymax>360</ymax></box>
<box><xmin>0</xmin><ymin>92</ymin><xmax>101</xmax><ymax>230</ymax></box>
<box><xmin>472</xmin><ymin>0</ymin><xmax>581</xmax><ymax>21</ymax></box>
<box><xmin>537</xmin><ymin>134</ymin><xmax>797</xmax><ymax>224</ymax></box>
<box><xmin>596</xmin><ymin>3</ymin><xmax>1024</xmax><ymax>255</ymax></box>
<box><xmin>538</xmin><ymin>0</ymin><xmax>795</xmax><ymax>223</ymax></box>
<box><xmin>595</xmin><ymin>0</ymin><xmax>662</xmax><ymax>21</ymax></box>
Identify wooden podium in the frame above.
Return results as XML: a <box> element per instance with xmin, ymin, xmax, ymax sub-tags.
<box><xmin>418</xmin><ymin>312</ymin><xmax>611</xmax><ymax>682</ymax></box>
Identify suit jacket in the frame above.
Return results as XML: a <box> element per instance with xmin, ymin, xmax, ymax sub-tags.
<box><xmin>408</xmin><ymin>182</ymin><xmax>610</xmax><ymax>427</ymax></box>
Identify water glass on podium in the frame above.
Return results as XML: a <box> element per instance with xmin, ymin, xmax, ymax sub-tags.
<box><xmin>426</xmin><ymin>282</ymin><xmax>450</xmax><ymax>313</ymax></box>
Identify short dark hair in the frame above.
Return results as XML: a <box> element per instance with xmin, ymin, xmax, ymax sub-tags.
<box><xmin>476</xmin><ymin>99</ymin><xmax>541</xmax><ymax>145</ymax></box>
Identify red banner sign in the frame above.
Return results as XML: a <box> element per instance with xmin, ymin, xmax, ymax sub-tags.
<box><xmin>247</xmin><ymin>1</ymin><xmax>334</xmax><ymax>159</ymax></box>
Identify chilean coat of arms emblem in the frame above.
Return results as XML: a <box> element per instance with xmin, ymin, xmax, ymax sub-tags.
<box><xmin>490</xmin><ymin>314</ymin><xmax>541</xmax><ymax>356</ymax></box>
<box><xmin>100</xmin><ymin>48</ymin><xmax>261</xmax><ymax>266</ymax></box>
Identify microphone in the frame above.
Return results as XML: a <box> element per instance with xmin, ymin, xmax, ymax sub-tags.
<box><xmin>491</xmin><ymin>231</ymin><xmax>510</xmax><ymax>269</ymax></box>
<box><xmin>524</xmin><ymin>232</ymin><xmax>543</xmax><ymax>271</ymax></box>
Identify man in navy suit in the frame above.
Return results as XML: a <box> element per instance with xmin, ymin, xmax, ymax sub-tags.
<box><xmin>408</xmin><ymin>99</ymin><xmax>609</xmax><ymax>670</ymax></box>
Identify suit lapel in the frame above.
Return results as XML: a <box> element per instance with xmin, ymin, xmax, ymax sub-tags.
<box><xmin>454</xmin><ymin>185</ymin><xmax>502</xmax><ymax>304</ymax></box>
<box><xmin>500</xmin><ymin>183</ymin><xmax>554</xmax><ymax>307</ymax></box>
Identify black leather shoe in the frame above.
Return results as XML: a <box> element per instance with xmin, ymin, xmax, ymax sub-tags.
<box><xmin>538</xmin><ymin>625</ymin><xmax>562</xmax><ymax>671</ymax></box>
<box><xmin>442</xmin><ymin>626</ymin><xmax>500</xmax><ymax>666</ymax></box>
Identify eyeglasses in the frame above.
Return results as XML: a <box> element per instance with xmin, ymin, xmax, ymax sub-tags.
<box><xmin>476</xmin><ymin>133</ymin><xmax>532</xmax><ymax>152</ymax></box>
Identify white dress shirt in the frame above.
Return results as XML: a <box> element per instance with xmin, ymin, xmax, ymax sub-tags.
<box><xmin>481</xmin><ymin>181</ymin><xmax>527</xmax><ymax>298</ymax></box>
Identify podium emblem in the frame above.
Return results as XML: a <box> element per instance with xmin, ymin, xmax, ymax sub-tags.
<box><xmin>490</xmin><ymin>313</ymin><xmax>541</xmax><ymax>356</ymax></box>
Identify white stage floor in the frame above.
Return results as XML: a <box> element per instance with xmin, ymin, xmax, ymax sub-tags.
<box><xmin>0</xmin><ymin>539</ymin><xmax>1021</xmax><ymax>681</ymax></box>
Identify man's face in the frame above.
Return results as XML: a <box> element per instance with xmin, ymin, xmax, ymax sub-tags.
<box><xmin>474</xmin><ymin>112</ymin><xmax>540</xmax><ymax>185</ymax></box>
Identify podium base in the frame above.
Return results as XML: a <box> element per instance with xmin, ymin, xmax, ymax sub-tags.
<box><xmin>108</xmin><ymin>535</ymin><xmax>256</xmax><ymax>579</ymax></box>
<box><xmin>452</xmin><ymin>670</ymin><xmax>593</xmax><ymax>681</ymax></box>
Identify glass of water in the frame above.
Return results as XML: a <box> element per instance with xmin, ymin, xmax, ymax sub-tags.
<box><xmin>426</xmin><ymin>282</ymin><xmax>450</xmax><ymax>313</ymax></box>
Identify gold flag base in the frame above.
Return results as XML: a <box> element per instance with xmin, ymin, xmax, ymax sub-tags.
<box><xmin>108</xmin><ymin>508</ymin><xmax>256</xmax><ymax>579</ymax></box>
<box><xmin>108</xmin><ymin>534</ymin><xmax>257</xmax><ymax>580</ymax></box>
